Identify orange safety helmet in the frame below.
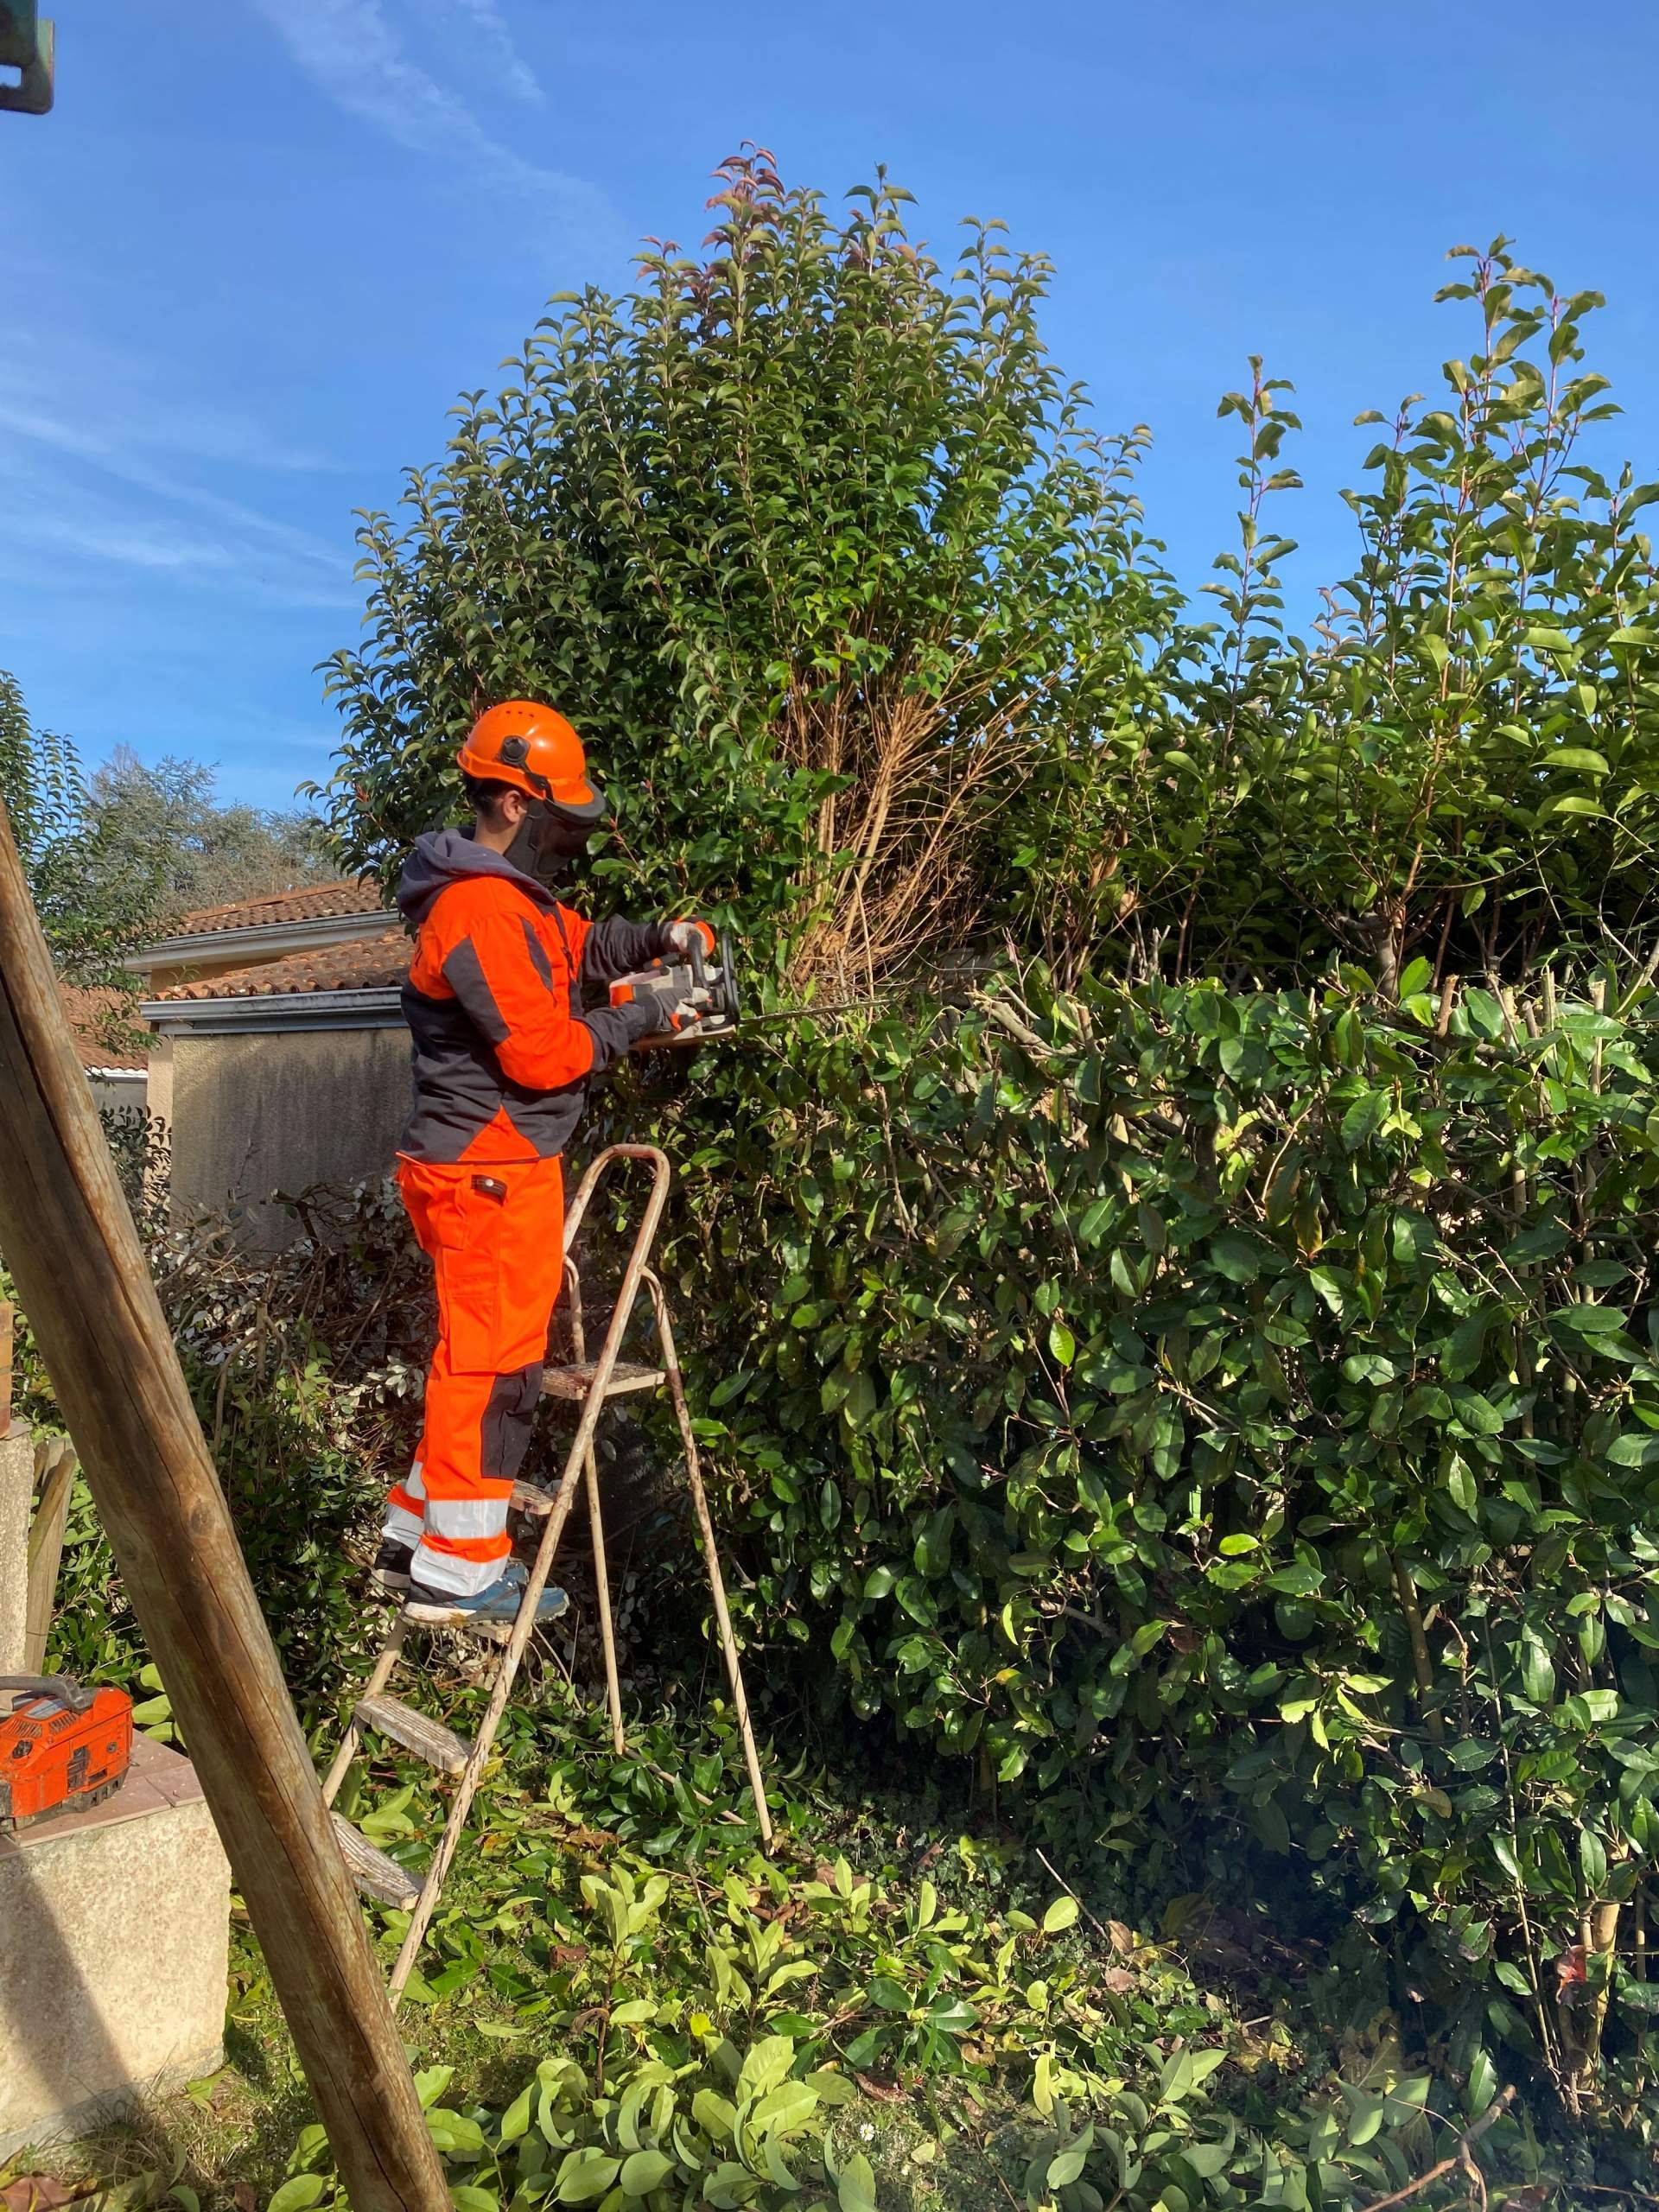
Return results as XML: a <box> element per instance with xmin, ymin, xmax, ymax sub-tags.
<box><xmin>456</xmin><ymin>701</ymin><xmax>607</xmax><ymax>823</ymax></box>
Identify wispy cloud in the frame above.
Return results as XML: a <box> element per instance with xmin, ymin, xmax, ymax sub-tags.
<box><xmin>419</xmin><ymin>0</ymin><xmax>543</xmax><ymax>104</ymax></box>
<box><xmin>0</xmin><ymin>339</ymin><xmax>354</xmax><ymax>608</ymax></box>
<box><xmin>247</xmin><ymin>0</ymin><xmax>617</xmax><ymax>240</ymax></box>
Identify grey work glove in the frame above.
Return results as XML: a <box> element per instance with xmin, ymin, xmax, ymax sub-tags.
<box><xmin>662</xmin><ymin>920</ymin><xmax>713</xmax><ymax>958</ymax></box>
<box><xmin>617</xmin><ymin>971</ymin><xmax>711</xmax><ymax>1044</ymax></box>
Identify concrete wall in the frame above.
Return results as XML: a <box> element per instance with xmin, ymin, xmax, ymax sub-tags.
<box><xmin>0</xmin><ymin>1734</ymin><xmax>231</xmax><ymax>2159</ymax></box>
<box><xmin>168</xmin><ymin>1026</ymin><xmax>411</xmax><ymax>1253</ymax></box>
<box><xmin>86</xmin><ymin>1071</ymin><xmax>148</xmax><ymax>1116</ymax></box>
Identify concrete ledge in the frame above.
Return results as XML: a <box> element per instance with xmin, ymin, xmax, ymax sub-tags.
<box><xmin>0</xmin><ymin>1733</ymin><xmax>231</xmax><ymax>2160</ymax></box>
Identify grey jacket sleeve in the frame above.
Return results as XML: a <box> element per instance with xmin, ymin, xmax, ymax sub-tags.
<box><xmin>577</xmin><ymin>994</ymin><xmax>664</xmax><ymax>1070</ymax></box>
<box><xmin>580</xmin><ymin>914</ymin><xmax>676</xmax><ymax>985</ymax></box>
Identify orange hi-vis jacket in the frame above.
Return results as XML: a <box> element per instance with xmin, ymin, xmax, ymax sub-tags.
<box><xmin>395</xmin><ymin>829</ymin><xmax>676</xmax><ymax>1164</ymax></box>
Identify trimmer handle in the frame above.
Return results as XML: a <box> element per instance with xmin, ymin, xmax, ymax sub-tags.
<box><xmin>0</xmin><ymin>1675</ymin><xmax>97</xmax><ymax>1713</ymax></box>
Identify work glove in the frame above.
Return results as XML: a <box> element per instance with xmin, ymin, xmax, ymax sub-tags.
<box><xmin>615</xmin><ymin>973</ymin><xmax>712</xmax><ymax>1045</ymax></box>
<box><xmin>662</xmin><ymin>919</ymin><xmax>715</xmax><ymax>958</ymax></box>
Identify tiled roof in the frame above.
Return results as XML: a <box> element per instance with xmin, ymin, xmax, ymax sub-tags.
<box><xmin>59</xmin><ymin>984</ymin><xmax>149</xmax><ymax>1072</ymax></box>
<box><xmin>172</xmin><ymin>879</ymin><xmax>387</xmax><ymax>937</ymax></box>
<box><xmin>154</xmin><ymin>931</ymin><xmax>410</xmax><ymax>1002</ymax></box>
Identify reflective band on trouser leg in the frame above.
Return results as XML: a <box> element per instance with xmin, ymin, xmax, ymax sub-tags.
<box><xmin>382</xmin><ymin>1459</ymin><xmax>427</xmax><ymax>1546</ymax></box>
<box><xmin>414</xmin><ymin>1492</ymin><xmax>514</xmax><ymax>1597</ymax></box>
<box><xmin>410</xmin><ymin>1360</ymin><xmax>516</xmax><ymax>1594</ymax></box>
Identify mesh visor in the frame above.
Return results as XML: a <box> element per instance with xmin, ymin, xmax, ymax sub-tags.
<box><xmin>548</xmin><ymin>779</ymin><xmax>608</xmax><ymax>829</ymax></box>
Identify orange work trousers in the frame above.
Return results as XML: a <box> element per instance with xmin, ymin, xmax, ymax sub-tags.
<box><xmin>382</xmin><ymin>1153</ymin><xmax>565</xmax><ymax>1597</ymax></box>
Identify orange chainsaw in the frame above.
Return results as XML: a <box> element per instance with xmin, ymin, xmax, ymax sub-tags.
<box><xmin>0</xmin><ymin>1675</ymin><xmax>134</xmax><ymax>1830</ymax></box>
<box><xmin>609</xmin><ymin>925</ymin><xmax>741</xmax><ymax>1047</ymax></box>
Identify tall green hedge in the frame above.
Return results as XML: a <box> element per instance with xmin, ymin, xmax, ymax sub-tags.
<box><xmin>649</xmin><ymin>970</ymin><xmax>1659</xmax><ymax>2114</ymax></box>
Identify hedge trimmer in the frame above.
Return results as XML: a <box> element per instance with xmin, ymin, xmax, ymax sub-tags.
<box><xmin>611</xmin><ymin>928</ymin><xmax>1027</xmax><ymax>1051</ymax></box>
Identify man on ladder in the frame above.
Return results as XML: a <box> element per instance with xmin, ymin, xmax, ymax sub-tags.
<box><xmin>372</xmin><ymin>701</ymin><xmax>711</xmax><ymax>1626</ymax></box>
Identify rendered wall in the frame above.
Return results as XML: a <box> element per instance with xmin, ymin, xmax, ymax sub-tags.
<box><xmin>166</xmin><ymin>1026</ymin><xmax>410</xmax><ymax>1252</ymax></box>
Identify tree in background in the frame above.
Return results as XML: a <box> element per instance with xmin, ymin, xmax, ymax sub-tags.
<box><xmin>2</xmin><ymin>676</ymin><xmax>334</xmax><ymax>988</ymax></box>
<box><xmin>0</xmin><ymin>670</ymin><xmax>155</xmax><ymax>980</ymax></box>
<box><xmin>83</xmin><ymin>746</ymin><xmax>333</xmax><ymax>930</ymax></box>
<box><xmin>1226</xmin><ymin>239</ymin><xmax>1659</xmax><ymax>991</ymax></box>
<box><xmin>317</xmin><ymin>149</ymin><xmax>1178</xmax><ymax>990</ymax></box>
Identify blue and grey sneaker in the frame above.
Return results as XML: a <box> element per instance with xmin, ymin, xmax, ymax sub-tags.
<box><xmin>369</xmin><ymin>1540</ymin><xmax>414</xmax><ymax>1596</ymax></box>
<box><xmin>404</xmin><ymin>1560</ymin><xmax>569</xmax><ymax>1630</ymax></box>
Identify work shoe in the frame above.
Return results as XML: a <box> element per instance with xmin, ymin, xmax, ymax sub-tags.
<box><xmin>369</xmin><ymin>1540</ymin><xmax>414</xmax><ymax>1595</ymax></box>
<box><xmin>404</xmin><ymin>1560</ymin><xmax>569</xmax><ymax>1629</ymax></box>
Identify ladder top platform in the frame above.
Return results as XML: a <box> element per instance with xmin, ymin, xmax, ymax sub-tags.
<box><xmin>542</xmin><ymin>1359</ymin><xmax>664</xmax><ymax>1400</ymax></box>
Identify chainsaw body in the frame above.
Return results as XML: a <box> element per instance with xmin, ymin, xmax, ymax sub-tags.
<box><xmin>609</xmin><ymin>925</ymin><xmax>741</xmax><ymax>1047</ymax></box>
<box><xmin>0</xmin><ymin>1675</ymin><xmax>133</xmax><ymax>1831</ymax></box>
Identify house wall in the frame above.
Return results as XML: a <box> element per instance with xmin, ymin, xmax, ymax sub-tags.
<box><xmin>86</xmin><ymin>1071</ymin><xmax>149</xmax><ymax>1116</ymax></box>
<box><xmin>166</xmin><ymin>1027</ymin><xmax>411</xmax><ymax>1253</ymax></box>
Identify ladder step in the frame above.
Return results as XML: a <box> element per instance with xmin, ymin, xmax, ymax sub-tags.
<box><xmin>330</xmin><ymin>1812</ymin><xmax>422</xmax><ymax>1910</ymax></box>
<box><xmin>354</xmin><ymin>1694</ymin><xmax>474</xmax><ymax>1777</ymax></box>
<box><xmin>543</xmin><ymin>1359</ymin><xmax>664</xmax><ymax>1400</ymax></box>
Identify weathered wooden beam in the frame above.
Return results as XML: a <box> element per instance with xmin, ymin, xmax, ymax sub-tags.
<box><xmin>0</xmin><ymin>799</ymin><xmax>447</xmax><ymax>2212</ymax></box>
<box><xmin>23</xmin><ymin>1436</ymin><xmax>76</xmax><ymax>1672</ymax></box>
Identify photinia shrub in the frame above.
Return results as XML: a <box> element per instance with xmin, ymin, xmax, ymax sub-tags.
<box><xmin>634</xmin><ymin>968</ymin><xmax>1659</xmax><ymax>2120</ymax></box>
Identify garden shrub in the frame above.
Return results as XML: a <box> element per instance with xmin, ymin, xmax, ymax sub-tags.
<box><xmin>648</xmin><ymin>966</ymin><xmax>1659</xmax><ymax>2128</ymax></box>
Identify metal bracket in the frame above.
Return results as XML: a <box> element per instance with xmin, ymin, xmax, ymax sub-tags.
<box><xmin>0</xmin><ymin>3</ymin><xmax>54</xmax><ymax>116</ymax></box>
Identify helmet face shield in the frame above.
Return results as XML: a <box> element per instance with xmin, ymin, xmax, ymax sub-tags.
<box><xmin>505</xmin><ymin>781</ymin><xmax>608</xmax><ymax>884</ymax></box>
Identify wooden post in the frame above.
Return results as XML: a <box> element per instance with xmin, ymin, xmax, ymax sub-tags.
<box><xmin>0</xmin><ymin>802</ymin><xmax>448</xmax><ymax>2212</ymax></box>
<box><xmin>23</xmin><ymin>1436</ymin><xmax>76</xmax><ymax>1672</ymax></box>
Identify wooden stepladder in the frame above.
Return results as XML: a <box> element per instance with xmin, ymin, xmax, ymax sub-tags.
<box><xmin>321</xmin><ymin>1143</ymin><xmax>772</xmax><ymax>2005</ymax></box>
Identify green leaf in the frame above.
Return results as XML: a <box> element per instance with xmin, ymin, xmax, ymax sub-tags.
<box><xmin>1207</xmin><ymin>1233</ymin><xmax>1261</xmax><ymax>1283</ymax></box>
<box><xmin>620</xmin><ymin>2149</ymin><xmax>675</xmax><ymax>2195</ymax></box>
<box><xmin>837</xmin><ymin>2152</ymin><xmax>879</xmax><ymax>2212</ymax></box>
<box><xmin>1340</xmin><ymin>1090</ymin><xmax>1389</xmax><ymax>1150</ymax></box>
<box><xmin>1552</xmin><ymin>1303</ymin><xmax>1628</xmax><ymax>1341</ymax></box>
<box><xmin>1077</xmin><ymin>1196</ymin><xmax>1114</xmax><ymax>1245</ymax></box>
<box><xmin>752</xmin><ymin>2079</ymin><xmax>819</xmax><ymax>2136</ymax></box>
<box><xmin>1042</xmin><ymin>1895</ymin><xmax>1080</xmax><ymax>1934</ymax></box>
<box><xmin>499</xmin><ymin>2082</ymin><xmax>535</xmax><ymax>2142</ymax></box>
<box><xmin>554</xmin><ymin>2150</ymin><xmax>622</xmax><ymax>2203</ymax></box>
<box><xmin>1466</xmin><ymin>2049</ymin><xmax>1500</xmax><ymax>2118</ymax></box>
<box><xmin>693</xmin><ymin>2090</ymin><xmax>738</xmax><ymax>2142</ymax></box>
<box><xmin>735</xmin><ymin>2035</ymin><xmax>796</xmax><ymax>2104</ymax></box>
<box><xmin>841</xmin><ymin>1370</ymin><xmax>878</xmax><ymax>1430</ymax></box>
<box><xmin>268</xmin><ymin>2183</ymin><xmax>326</xmax><ymax>2212</ymax></box>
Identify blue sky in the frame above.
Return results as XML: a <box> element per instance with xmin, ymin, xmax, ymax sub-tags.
<box><xmin>3</xmin><ymin>1</ymin><xmax>1656</xmax><ymax>811</ymax></box>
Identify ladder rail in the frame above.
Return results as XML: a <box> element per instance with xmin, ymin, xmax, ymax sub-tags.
<box><xmin>321</xmin><ymin>1611</ymin><xmax>407</xmax><ymax>1808</ymax></box>
<box><xmin>567</xmin><ymin>1222</ymin><xmax>625</xmax><ymax>1754</ymax></box>
<box><xmin>385</xmin><ymin>1144</ymin><xmax>671</xmax><ymax>2005</ymax></box>
<box><xmin>640</xmin><ymin>1268</ymin><xmax>773</xmax><ymax>1847</ymax></box>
